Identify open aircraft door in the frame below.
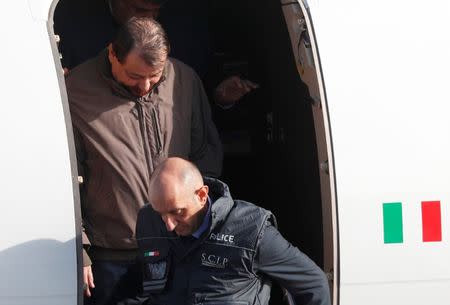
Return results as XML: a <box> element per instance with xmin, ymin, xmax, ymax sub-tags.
<box><xmin>0</xmin><ymin>1</ymin><xmax>81</xmax><ymax>304</ymax></box>
<box><xmin>282</xmin><ymin>0</ymin><xmax>450</xmax><ymax>304</ymax></box>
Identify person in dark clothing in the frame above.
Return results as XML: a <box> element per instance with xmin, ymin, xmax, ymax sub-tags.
<box><xmin>136</xmin><ymin>157</ymin><xmax>331</xmax><ymax>305</ymax></box>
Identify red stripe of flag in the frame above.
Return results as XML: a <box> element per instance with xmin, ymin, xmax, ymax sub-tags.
<box><xmin>421</xmin><ymin>201</ymin><xmax>442</xmax><ymax>242</ymax></box>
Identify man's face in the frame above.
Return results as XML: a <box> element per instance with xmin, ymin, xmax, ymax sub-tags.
<box><xmin>112</xmin><ymin>0</ymin><xmax>163</xmax><ymax>24</ymax></box>
<box><xmin>108</xmin><ymin>46</ymin><xmax>165</xmax><ymax>97</ymax></box>
<box><xmin>150</xmin><ymin>185</ymin><xmax>209</xmax><ymax>236</ymax></box>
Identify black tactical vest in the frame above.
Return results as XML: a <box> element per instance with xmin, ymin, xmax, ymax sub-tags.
<box><xmin>136</xmin><ymin>179</ymin><xmax>276</xmax><ymax>305</ymax></box>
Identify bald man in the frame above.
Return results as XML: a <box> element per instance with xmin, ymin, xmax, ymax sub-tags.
<box><xmin>136</xmin><ymin>157</ymin><xmax>331</xmax><ymax>305</ymax></box>
<box><xmin>146</xmin><ymin>158</ymin><xmax>209</xmax><ymax>237</ymax></box>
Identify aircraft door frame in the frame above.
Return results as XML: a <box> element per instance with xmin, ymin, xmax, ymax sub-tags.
<box><xmin>280</xmin><ymin>0</ymin><xmax>339</xmax><ymax>303</ymax></box>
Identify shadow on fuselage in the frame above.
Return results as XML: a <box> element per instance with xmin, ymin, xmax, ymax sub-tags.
<box><xmin>0</xmin><ymin>239</ymin><xmax>77</xmax><ymax>305</ymax></box>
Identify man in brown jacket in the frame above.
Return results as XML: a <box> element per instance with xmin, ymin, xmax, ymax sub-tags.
<box><xmin>66</xmin><ymin>17</ymin><xmax>222</xmax><ymax>305</ymax></box>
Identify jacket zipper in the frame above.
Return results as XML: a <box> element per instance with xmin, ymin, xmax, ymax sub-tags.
<box><xmin>151</xmin><ymin>107</ymin><xmax>163</xmax><ymax>155</ymax></box>
<box><xmin>136</xmin><ymin>99</ymin><xmax>153</xmax><ymax>176</ymax></box>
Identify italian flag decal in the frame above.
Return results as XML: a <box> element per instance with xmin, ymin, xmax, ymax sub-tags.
<box><xmin>383</xmin><ymin>201</ymin><xmax>442</xmax><ymax>244</ymax></box>
<box><xmin>144</xmin><ymin>250</ymin><xmax>160</xmax><ymax>257</ymax></box>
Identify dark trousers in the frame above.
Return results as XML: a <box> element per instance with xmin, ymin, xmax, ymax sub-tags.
<box><xmin>84</xmin><ymin>260</ymin><xmax>145</xmax><ymax>305</ymax></box>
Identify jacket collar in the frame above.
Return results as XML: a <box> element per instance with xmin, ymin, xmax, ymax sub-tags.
<box><xmin>203</xmin><ymin>177</ymin><xmax>234</xmax><ymax>232</ymax></box>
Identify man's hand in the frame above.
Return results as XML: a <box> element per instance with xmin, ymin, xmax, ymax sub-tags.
<box><xmin>83</xmin><ymin>265</ymin><xmax>95</xmax><ymax>297</ymax></box>
<box><xmin>214</xmin><ymin>76</ymin><xmax>259</xmax><ymax>107</ymax></box>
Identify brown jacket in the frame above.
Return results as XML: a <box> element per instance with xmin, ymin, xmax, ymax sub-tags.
<box><xmin>66</xmin><ymin>50</ymin><xmax>222</xmax><ymax>257</ymax></box>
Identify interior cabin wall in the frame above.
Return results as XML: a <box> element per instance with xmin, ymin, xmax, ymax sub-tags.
<box><xmin>210</xmin><ymin>0</ymin><xmax>324</xmax><ymax>268</ymax></box>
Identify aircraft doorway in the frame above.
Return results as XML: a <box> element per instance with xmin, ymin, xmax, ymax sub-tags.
<box><xmin>52</xmin><ymin>0</ymin><xmax>336</xmax><ymax>304</ymax></box>
<box><xmin>208</xmin><ymin>1</ymin><xmax>335</xmax><ymax>303</ymax></box>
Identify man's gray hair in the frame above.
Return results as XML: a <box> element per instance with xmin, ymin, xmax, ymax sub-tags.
<box><xmin>112</xmin><ymin>17</ymin><xmax>170</xmax><ymax>67</ymax></box>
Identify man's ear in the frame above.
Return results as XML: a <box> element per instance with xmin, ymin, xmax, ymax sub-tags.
<box><xmin>197</xmin><ymin>185</ymin><xmax>209</xmax><ymax>206</ymax></box>
<box><xmin>107</xmin><ymin>43</ymin><xmax>116</xmax><ymax>63</ymax></box>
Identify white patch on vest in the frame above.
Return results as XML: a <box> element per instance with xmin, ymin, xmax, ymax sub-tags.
<box><xmin>209</xmin><ymin>232</ymin><xmax>235</xmax><ymax>244</ymax></box>
<box><xmin>201</xmin><ymin>252</ymin><xmax>229</xmax><ymax>269</ymax></box>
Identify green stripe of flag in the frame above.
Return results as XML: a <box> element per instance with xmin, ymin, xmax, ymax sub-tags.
<box><xmin>383</xmin><ymin>202</ymin><xmax>403</xmax><ymax>243</ymax></box>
